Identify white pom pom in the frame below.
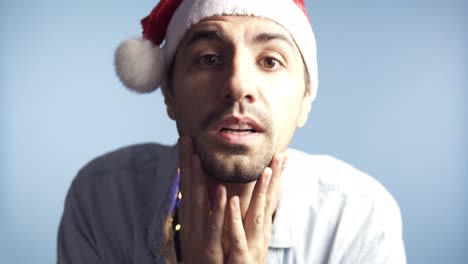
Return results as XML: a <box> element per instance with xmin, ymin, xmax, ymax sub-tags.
<box><xmin>114</xmin><ymin>38</ymin><xmax>164</xmax><ymax>93</ymax></box>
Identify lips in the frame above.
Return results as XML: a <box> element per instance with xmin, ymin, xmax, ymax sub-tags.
<box><xmin>212</xmin><ymin>116</ymin><xmax>263</xmax><ymax>144</ymax></box>
<box><xmin>220</xmin><ymin>124</ymin><xmax>256</xmax><ymax>134</ymax></box>
<box><xmin>216</xmin><ymin>117</ymin><xmax>262</xmax><ymax>134</ymax></box>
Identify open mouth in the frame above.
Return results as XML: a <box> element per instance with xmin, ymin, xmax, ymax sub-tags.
<box><xmin>214</xmin><ymin>116</ymin><xmax>262</xmax><ymax>143</ymax></box>
<box><xmin>220</xmin><ymin>124</ymin><xmax>257</xmax><ymax>134</ymax></box>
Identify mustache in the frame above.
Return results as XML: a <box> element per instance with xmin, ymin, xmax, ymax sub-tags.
<box><xmin>199</xmin><ymin>104</ymin><xmax>271</xmax><ymax>131</ymax></box>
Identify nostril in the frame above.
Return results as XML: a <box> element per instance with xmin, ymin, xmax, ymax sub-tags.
<box><xmin>242</xmin><ymin>94</ymin><xmax>255</xmax><ymax>103</ymax></box>
<box><xmin>218</xmin><ymin>82</ymin><xmax>256</xmax><ymax>103</ymax></box>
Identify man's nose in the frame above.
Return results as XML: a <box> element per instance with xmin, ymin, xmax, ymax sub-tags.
<box><xmin>218</xmin><ymin>51</ymin><xmax>258</xmax><ymax>104</ymax></box>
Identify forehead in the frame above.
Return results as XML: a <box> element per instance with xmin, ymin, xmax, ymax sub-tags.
<box><xmin>195</xmin><ymin>15</ymin><xmax>288</xmax><ymax>31</ymax></box>
<box><xmin>177</xmin><ymin>15</ymin><xmax>298</xmax><ymax>50</ymax></box>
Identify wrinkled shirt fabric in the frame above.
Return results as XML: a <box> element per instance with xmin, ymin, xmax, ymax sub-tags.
<box><xmin>58</xmin><ymin>143</ymin><xmax>406</xmax><ymax>263</ymax></box>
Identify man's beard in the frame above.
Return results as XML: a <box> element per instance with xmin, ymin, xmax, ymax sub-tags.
<box><xmin>196</xmin><ymin>139</ymin><xmax>273</xmax><ymax>183</ymax></box>
<box><xmin>194</xmin><ymin>105</ymin><xmax>274</xmax><ymax>183</ymax></box>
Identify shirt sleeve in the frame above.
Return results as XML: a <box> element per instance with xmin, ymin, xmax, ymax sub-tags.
<box><xmin>57</xmin><ymin>174</ymin><xmax>101</xmax><ymax>264</ymax></box>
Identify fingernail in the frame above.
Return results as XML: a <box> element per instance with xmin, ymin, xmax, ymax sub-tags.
<box><xmin>232</xmin><ymin>196</ymin><xmax>240</xmax><ymax>209</ymax></box>
<box><xmin>276</xmin><ymin>154</ymin><xmax>283</xmax><ymax>168</ymax></box>
<box><xmin>264</xmin><ymin>168</ymin><xmax>272</xmax><ymax>185</ymax></box>
<box><xmin>216</xmin><ymin>185</ymin><xmax>223</xmax><ymax>199</ymax></box>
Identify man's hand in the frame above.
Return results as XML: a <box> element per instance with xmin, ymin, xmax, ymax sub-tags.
<box><xmin>179</xmin><ymin>136</ymin><xmax>227</xmax><ymax>263</ymax></box>
<box><xmin>178</xmin><ymin>136</ymin><xmax>286</xmax><ymax>264</ymax></box>
<box><xmin>226</xmin><ymin>151</ymin><xmax>285</xmax><ymax>264</ymax></box>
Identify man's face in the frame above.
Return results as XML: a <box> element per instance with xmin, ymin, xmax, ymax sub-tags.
<box><xmin>165</xmin><ymin>16</ymin><xmax>311</xmax><ymax>183</ymax></box>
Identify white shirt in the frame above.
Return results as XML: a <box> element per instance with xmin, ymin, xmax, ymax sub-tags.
<box><xmin>58</xmin><ymin>144</ymin><xmax>406</xmax><ymax>263</ymax></box>
<box><xmin>267</xmin><ymin>149</ymin><xmax>406</xmax><ymax>263</ymax></box>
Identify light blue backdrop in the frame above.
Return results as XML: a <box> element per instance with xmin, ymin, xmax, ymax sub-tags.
<box><xmin>1</xmin><ymin>0</ymin><xmax>466</xmax><ymax>263</ymax></box>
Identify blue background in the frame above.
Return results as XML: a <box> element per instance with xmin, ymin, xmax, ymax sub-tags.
<box><xmin>1</xmin><ymin>0</ymin><xmax>467</xmax><ymax>263</ymax></box>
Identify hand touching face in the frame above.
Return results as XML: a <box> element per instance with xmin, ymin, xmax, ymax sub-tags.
<box><xmin>177</xmin><ymin>136</ymin><xmax>286</xmax><ymax>263</ymax></box>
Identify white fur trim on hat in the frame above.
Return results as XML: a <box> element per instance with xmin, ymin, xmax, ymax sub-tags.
<box><xmin>114</xmin><ymin>38</ymin><xmax>165</xmax><ymax>93</ymax></box>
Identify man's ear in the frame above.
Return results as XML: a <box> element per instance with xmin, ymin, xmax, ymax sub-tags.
<box><xmin>162</xmin><ymin>87</ymin><xmax>176</xmax><ymax>120</ymax></box>
<box><xmin>297</xmin><ymin>83</ymin><xmax>313</xmax><ymax>128</ymax></box>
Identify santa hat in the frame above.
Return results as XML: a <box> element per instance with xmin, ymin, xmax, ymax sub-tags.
<box><xmin>115</xmin><ymin>0</ymin><xmax>318</xmax><ymax>101</ymax></box>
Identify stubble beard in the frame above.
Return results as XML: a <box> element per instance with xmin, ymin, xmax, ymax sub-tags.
<box><xmin>193</xmin><ymin>104</ymin><xmax>275</xmax><ymax>183</ymax></box>
<box><xmin>195</xmin><ymin>136</ymin><xmax>274</xmax><ymax>183</ymax></box>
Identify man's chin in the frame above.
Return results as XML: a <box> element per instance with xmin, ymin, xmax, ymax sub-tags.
<box><xmin>207</xmin><ymin>171</ymin><xmax>260</xmax><ymax>184</ymax></box>
<box><xmin>198</xmin><ymin>151</ymin><xmax>271</xmax><ymax>183</ymax></box>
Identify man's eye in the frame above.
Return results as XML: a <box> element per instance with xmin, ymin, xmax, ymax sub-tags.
<box><xmin>260</xmin><ymin>57</ymin><xmax>281</xmax><ymax>69</ymax></box>
<box><xmin>197</xmin><ymin>54</ymin><xmax>221</xmax><ymax>67</ymax></box>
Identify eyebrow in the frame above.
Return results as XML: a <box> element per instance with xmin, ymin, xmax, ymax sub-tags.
<box><xmin>180</xmin><ymin>30</ymin><xmax>295</xmax><ymax>52</ymax></box>
<box><xmin>253</xmin><ymin>33</ymin><xmax>295</xmax><ymax>49</ymax></box>
<box><xmin>183</xmin><ymin>30</ymin><xmax>228</xmax><ymax>47</ymax></box>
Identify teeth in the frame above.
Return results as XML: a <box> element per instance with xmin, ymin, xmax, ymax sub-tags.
<box><xmin>220</xmin><ymin>125</ymin><xmax>256</xmax><ymax>133</ymax></box>
<box><xmin>224</xmin><ymin>123</ymin><xmax>252</xmax><ymax>130</ymax></box>
<box><xmin>221</xmin><ymin>129</ymin><xmax>253</xmax><ymax>134</ymax></box>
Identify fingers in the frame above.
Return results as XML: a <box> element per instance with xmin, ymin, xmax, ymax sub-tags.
<box><xmin>205</xmin><ymin>185</ymin><xmax>227</xmax><ymax>252</ymax></box>
<box><xmin>228</xmin><ymin>196</ymin><xmax>249</xmax><ymax>257</ymax></box>
<box><xmin>178</xmin><ymin>136</ymin><xmax>194</xmax><ymax>225</ymax></box>
<box><xmin>178</xmin><ymin>136</ymin><xmax>211</xmax><ymax>233</ymax></box>
<box><xmin>265</xmin><ymin>153</ymin><xmax>284</xmax><ymax>218</ymax></box>
<box><xmin>191</xmin><ymin>154</ymin><xmax>210</xmax><ymax>229</ymax></box>
<box><xmin>240</xmin><ymin>152</ymin><xmax>285</xmax><ymax>252</ymax></box>
<box><xmin>178</xmin><ymin>137</ymin><xmax>287</xmax><ymax>262</ymax></box>
<box><xmin>243</xmin><ymin>167</ymin><xmax>272</xmax><ymax>240</ymax></box>
<box><xmin>178</xmin><ymin>136</ymin><xmax>225</xmax><ymax>262</ymax></box>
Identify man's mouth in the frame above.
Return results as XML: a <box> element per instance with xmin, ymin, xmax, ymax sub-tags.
<box><xmin>219</xmin><ymin>123</ymin><xmax>257</xmax><ymax>134</ymax></box>
<box><xmin>213</xmin><ymin>116</ymin><xmax>263</xmax><ymax>143</ymax></box>
<box><xmin>216</xmin><ymin>117</ymin><xmax>262</xmax><ymax>133</ymax></box>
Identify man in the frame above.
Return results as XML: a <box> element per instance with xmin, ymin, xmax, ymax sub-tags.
<box><xmin>58</xmin><ymin>0</ymin><xmax>406</xmax><ymax>263</ymax></box>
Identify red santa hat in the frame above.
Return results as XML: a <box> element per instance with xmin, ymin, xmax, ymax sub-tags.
<box><xmin>115</xmin><ymin>0</ymin><xmax>319</xmax><ymax>101</ymax></box>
